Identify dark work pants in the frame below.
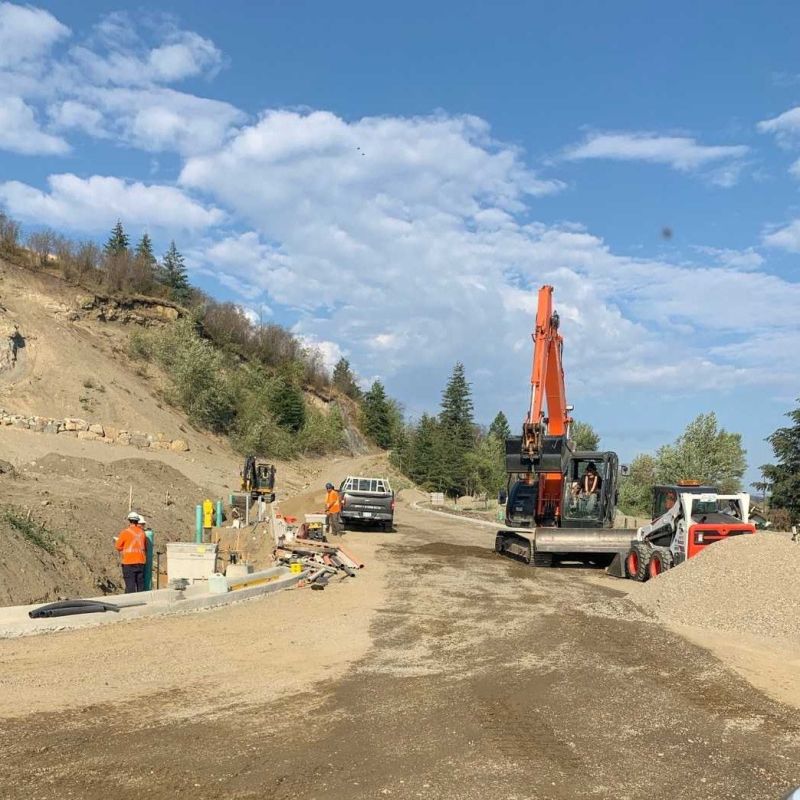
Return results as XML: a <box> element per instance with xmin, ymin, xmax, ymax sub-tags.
<box><xmin>122</xmin><ymin>564</ymin><xmax>145</xmax><ymax>593</ymax></box>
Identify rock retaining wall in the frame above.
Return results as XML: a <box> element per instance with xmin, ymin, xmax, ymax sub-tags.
<box><xmin>0</xmin><ymin>410</ymin><xmax>189</xmax><ymax>452</ymax></box>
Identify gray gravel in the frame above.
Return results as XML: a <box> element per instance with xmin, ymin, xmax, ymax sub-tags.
<box><xmin>631</xmin><ymin>533</ymin><xmax>800</xmax><ymax>642</ymax></box>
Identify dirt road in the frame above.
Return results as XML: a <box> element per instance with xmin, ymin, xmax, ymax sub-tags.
<box><xmin>1</xmin><ymin>502</ymin><xmax>798</xmax><ymax>800</ymax></box>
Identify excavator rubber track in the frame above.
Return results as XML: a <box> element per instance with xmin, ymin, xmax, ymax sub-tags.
<box><xmin>495</xmin><ymin>527</ymin><xmax>635</xmax><ymax>566</ymax></box>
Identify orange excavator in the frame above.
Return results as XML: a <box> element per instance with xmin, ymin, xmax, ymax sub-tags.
<box><xmin>495</xmin><ymin>285</ymin><xmax>634</xmax><ymax>567</ymax></box>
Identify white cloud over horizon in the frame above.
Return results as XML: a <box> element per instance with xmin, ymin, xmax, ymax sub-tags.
<box><xmin>176</xmin><ymin>110</ymin><xmax>799</xmax><ymax>403</ymax></box>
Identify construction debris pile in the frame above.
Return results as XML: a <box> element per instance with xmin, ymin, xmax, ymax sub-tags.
<box><xmin>276</xmin><ymin>540</ymin><xmax>364</xmax><ymax>591</ymax></box>
<box><xmin>631</xmin><ymin>533</ymin><xmax>800</xmax><ymax>643</ymax></box>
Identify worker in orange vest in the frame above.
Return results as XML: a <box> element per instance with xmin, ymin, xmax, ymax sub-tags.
<box><xmin>325</xmin><ymin>482</ymin><xmax>343</xmax><ymax>535</ymax></box>
<box><xmin>115</xmin><ymin>512</ymin><xmax>147</xmax><ymax>592</ymax></box>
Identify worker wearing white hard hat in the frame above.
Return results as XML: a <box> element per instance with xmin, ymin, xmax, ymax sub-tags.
<box><xmin>116</xmin><ymin>511</ymin><xmax>147</xmax><ymax>592</ymax></box>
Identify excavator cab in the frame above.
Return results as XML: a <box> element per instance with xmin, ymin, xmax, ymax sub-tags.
<box><xmin>561</xmin><ymin>451</ymin><xmax>619</xmax><ymax>528</ymax></box>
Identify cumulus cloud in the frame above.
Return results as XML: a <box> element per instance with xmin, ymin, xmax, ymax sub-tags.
<box><xmin>183</xmin><ymin>110</ymin><xmax>799</xmax><ymax>408</ymax></box>
<box><xmin>51</xmin><ymin>87</ymin><xmax>245</xmax><ymax>155</ymax></box>
<box><xmin>0</xmin><ymin>2</ymin><xmax>70</xmax><ymax>68</ymax></box>
<box><xmin>0</xmin><ymin>173</ymin><xmax>224</xmax><ymax>231</ymax></box>
<box><xmin>69</xmin><ymin>11</ymin><xmax>222</xmax><ymax>86</ymax></box>
<box><xmin>564</xmin><ymin>131</ymin><xmax>748</xmax><ymax>174</ymax></box>
<box><xmin>0</xmin><ymin>96</ymin><xmax>69</xmax><ymax>155</ymax></box>
<box><xmin>0</xmin><ymin>4</ymin><xmax>240</xmax><ymax>156</ymax></box>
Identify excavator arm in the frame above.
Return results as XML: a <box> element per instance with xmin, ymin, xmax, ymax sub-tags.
<box><xmin>522</xmin><ymin>285</ymin><xmax>572</xmax><ymax>457</ymax></box>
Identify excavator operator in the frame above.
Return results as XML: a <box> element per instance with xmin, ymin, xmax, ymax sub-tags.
<box><xmin>581</xmin><ymin>463</ymin><xmax>602</xmax><ymax>512</ymax></box>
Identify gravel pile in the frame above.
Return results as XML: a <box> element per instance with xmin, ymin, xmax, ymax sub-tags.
<box><xmin>631</xmin><ymin>533</ymin><xmax>800</xmax><ymax>642</ymax></box>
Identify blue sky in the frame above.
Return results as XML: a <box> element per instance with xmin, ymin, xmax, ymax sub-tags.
<box><xmin>1</xmin><ymin>1</ymin><xmax>799</xmax><ymax>484</ymax></box>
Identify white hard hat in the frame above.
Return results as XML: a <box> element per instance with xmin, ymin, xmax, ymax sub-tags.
<box><xmin>127</xmin><ymin>511</ymin><xmax>142</xmax><ymax>522</ymax></box>
<box><xmin>137</xmin><ymin>518</ymin><xmax>147</xmax><ymax>527</ymax></box>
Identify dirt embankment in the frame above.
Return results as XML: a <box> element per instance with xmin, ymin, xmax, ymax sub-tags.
<box><xmin>0</xmin><ymin>454</ymin><xmax>208</xmax><ymax>604</ymax></box>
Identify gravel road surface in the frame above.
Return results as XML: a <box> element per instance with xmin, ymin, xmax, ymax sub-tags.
<box><xmin>1</xmin><ymin>502</ymin><xmax>798</xmax><ymax>800</ymax></box>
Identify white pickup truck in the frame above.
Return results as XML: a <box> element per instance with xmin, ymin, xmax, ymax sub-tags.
<box><xmin>339</xmin><ymin>476</ymin><xmax>395</xmax><ymax>531</ymax></box>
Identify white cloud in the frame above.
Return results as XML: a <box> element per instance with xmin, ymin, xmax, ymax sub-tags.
<box><xmin>0</xmin><ymin>6</ymin><xmax>239</xmax><ymax>156</ymax></box>
<box><xmin>57</xmin><ymin>87</ymin><xmax>246</xmax><ymax>155</ymax></box>
<box><xmin>762</xmin><ymin>219</ymin><xmax>800</xmax><ymax>253</ymax></box>
<box><xmin>68</xmin><ymin>13</ymin><xmax>222</xmax><ymax>87</ymax></box>
<box><xmin>757</xmin><ymin>106</ymin><xmax>800</xmax><ymax>145</ymax></box>
<box><xmin>181</xmin><ymin>110</ymin><xmax>799</xmax><ymax>404</ymax></box>
<box><xmin>693</xmin><ymin>245</ymin><xmax>764</xmax><ymax>270</ymax></box>
<box><xmin>790</xmin><ymin>157</ymin><xmax>800</xmax><ymax>180</ymax></box>
<box><xmin>0</xmin><ymin>96</ymin><xmax>69</xmax><ymax>155</ymax></box>
<box><xmin>564</xmin><ymin>131</ymin><xmax>748</xmax><ymax>173</ymax></box>
<box><xmin>0</xmin><ymin>2</ymin><xmax>70</xmax><ymax>68</ymax></box>
<box><xmin>0</xmin><ymin>173</ymin><xmax>224</xmax><ymax>231</ymax></box>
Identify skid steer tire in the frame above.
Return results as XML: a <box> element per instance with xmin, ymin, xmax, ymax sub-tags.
<box><xmin>625</xmin><ymin>543</ymin><xmax>651</xmax><ymax>582</ymax></box>
<box><xmin>648</xmin><ymin>549</ymin><xmax>673</xmax><ymax>579</ymax></box>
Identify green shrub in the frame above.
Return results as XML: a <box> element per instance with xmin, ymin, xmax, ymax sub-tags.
<box><xmin>297</xmin><ymin>406</ymin><xmax>346</xmax><ymax>455</ymax></box>
<box><xmin>4</xmin><ymin>508</ymin><xmax>57</xmax><ymax>554</ymax></box>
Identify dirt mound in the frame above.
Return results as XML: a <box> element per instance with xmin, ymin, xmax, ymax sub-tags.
<box><xmin>631</xmin><ymin>534</ymin><xmax>800</xmax><ymax>643</ymax></box>
<box><xmin>0</xmin><ymin>453</ymin><xmax>207</xmax><ymax>604</ymax></box>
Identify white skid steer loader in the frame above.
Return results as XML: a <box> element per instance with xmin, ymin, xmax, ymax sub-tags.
<box><xmin>623</xmin><ymin>482</ymin><xmax>756</xmax><ymax>581</ymax></box>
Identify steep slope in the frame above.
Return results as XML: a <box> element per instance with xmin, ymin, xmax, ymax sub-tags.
<box><xmin>0</xmin><ymin>260</ymin><xmax>334</xmax><ymax>604</ymax></box>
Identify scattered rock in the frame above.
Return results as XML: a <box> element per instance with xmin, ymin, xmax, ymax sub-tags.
<box><xmin>77</xmin><ymin>430</ymin><xmax>100</xmax><ymax>441</ymax></box>
<box><xmin>170</xmin><ymin>439</ymin><xmax>189</xmax><ymax>452</ymax></box>
<box><xmin>130</xmin><ymin>433</ymin><xmax>150</xmax><ymax>448</ymax></box>
<box><xmin>88</xmin><ymin>423</ymin><xmax>104</xmax><ymax>436</ymax></box>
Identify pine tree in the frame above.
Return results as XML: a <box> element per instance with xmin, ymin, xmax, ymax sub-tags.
<box><xmin>332</xmin><ymin>357</ymin><xmax>361</xmax><ymax>399</ymax></box>
<box><xmin>438</xmin><ymin>363</ymin><xmax>476</xmax><ymax>495</ymax></box>
<box><xmin>361</xmin><ymin>381</ymin><xmax>392</xmax><ymax>449</ymax></box>
<box><xmin>268</xmin><ymin>377</ymin><xmax>306</xmax><ymax>433</ymax></box>
<box><xmin>135</xmin><ymin>232</ymin><xmax>156</xmax><ymax>266</ymax></box>
<box><xmin>104</xmin><ymin>220</ymin><xmax>129</xmax><ymax>256</ymax></box>
<box><xmin>162</xmin><ymin>240</ymin><xmax>191</xmax><ymax>304</ymax></box>
<box><xmin>408</xmin><ymin>414</ymin><xmax>446</xmax><ymax>490</ymax></box>
<box><xmin>762</xmin><ymin>398</ymin><xmax>800</xmax><ymax>522</ymax></box>
<box><xmin>488</xmin><ymin>411</ymin><xmax>511</xmax><ymax>441</ymax></box>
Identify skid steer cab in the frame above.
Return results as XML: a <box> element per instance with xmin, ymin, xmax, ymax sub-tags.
<box><xmin>625</xmin><ymin>483</ymin><xmax>756</xmax><ymax>581</ymax></box>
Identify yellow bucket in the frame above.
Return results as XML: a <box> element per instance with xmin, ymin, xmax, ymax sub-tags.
<box><xmin>289</xmin><ymin>562</ymin><xmax>302</xmax><ymax>574</ymax></box>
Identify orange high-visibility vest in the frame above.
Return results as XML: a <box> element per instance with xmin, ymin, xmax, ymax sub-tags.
<box><xmin>325</xmin><ymin>489</ymin><xmax>341</xmax><ymax>514</ymax></box>
<box><xmin>115</xmin><ymin>525</ymin><xmax>147</xmax><ymax>565</ymax></box>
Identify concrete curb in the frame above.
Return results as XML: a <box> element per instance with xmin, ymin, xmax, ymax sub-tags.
<box><xmin>0</xmin><ymin>569</ymin><xmax>307</xmax><ymax>639</ymax></box>
<box><xmin>409</xmin><ymin>501</ymin><xmax>502</xmax><ymax>530</ymax></box>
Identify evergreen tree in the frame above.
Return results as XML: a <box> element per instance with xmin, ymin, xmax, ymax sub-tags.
<box><xmin>762</xmin><ymin>398</ymin><xmax>800</xmax><ymax>522</ymax></box>
<box><xmin>332</xmin><ymin>357</ymin><xmax>361</xmax><ymax>399</ymax></box>
<box><xmin>407</xmin><ymin>414</ymin><xmax>446</xmax><ymax>490</ymax></box>
<box><xmin>104</xmin><ymin>220</ymin><xmax>129</xmax><ymax>256</ymax></box>
<box><xmin>465</xmin><ymin>433</ymin><xmax>506</xmax><ymax>496</ymax></box>
<box><xmin>361</xmin><ymin>381</ymin><xmax>392</xmax><ymax>448</ymax></box>
<box><xmin>162</xmin><ymin>240</ymin><xmax>191</xmax><ymax>304</ymax></box>
<box><xmin>268</xmin><ymin>377</ymin><xmax>306</xmax><ymax>433</ymax></box>
<box><xmin>134</xmin><ymin>232</ymin><xmax>156</xmax><ymax>266</ymax></box>
<box><xmin>438</xmin><ymin>363</ymin><xmax>475</xmax><ymax>495</ymax></box>
<box><xmin>571</xmin><ymin>420</ymin><xmax>600</xmax><ymax>451</ymax></box>
<box><xmin>488</xmin><ymin>411</ymin><xmax>511</xmax><ymax>441</ymax></box>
